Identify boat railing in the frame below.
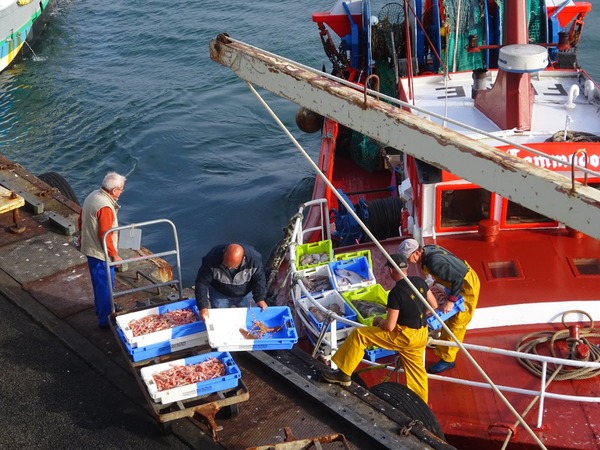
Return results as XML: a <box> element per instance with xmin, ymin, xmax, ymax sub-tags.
<box><xmin>418</xmin><ymin>339</ymin><xmax>600</xmax><ymax>429</ymax></box>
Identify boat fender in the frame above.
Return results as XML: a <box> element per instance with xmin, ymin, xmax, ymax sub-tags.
<box><xmin>565</xmin><ymin>84</ymin><xmax>579</xmax><ymax>109</ymax></box>
<box><xmin>584</xmin><ymin>80</ymin><xmax>595</xmax><ymax>101</ymax></box>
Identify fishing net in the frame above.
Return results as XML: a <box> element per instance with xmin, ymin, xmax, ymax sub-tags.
<box><xmin>350</xmin><ymin>131</ymin><xmax>383</xmax><ymax>173</ymax></box>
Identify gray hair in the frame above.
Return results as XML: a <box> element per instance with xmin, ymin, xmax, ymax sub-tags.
<box><xmin>102</xmin><ymin>172</ymin><xmax>126</xmax><ymax>190</ymax></box>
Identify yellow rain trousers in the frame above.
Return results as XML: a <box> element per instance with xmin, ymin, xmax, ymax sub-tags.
<box><xmin>433</xmin><ymin>262</ymin><xmax>481</xmax><ymax>363</ymax></box>
<box><xmin>331</xmin><ymin>324</ymin><xmax>429</xmax><ymax>403</ymax></box>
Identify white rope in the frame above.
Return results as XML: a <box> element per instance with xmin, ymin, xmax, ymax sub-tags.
<box><xmin>244</xmin><ymin>80</ymin><xmax>548</xmax><ymax>450</ymax></box>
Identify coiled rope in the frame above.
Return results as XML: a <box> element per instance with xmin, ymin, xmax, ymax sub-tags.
<box><xmin>516</xmin><ymin>310</ymin><xmax>600</xmax><ymax>381</ymax></box>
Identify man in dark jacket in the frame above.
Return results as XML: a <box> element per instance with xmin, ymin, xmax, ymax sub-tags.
<box><xmin>194</xmin><ymin>243</ymin><xmax>267</xmax><ymax>321</ymax></box>
<box><xmin>399</xmin><ymin>238</ymin><xmax>480</xmax><ymax>374</ymax></box>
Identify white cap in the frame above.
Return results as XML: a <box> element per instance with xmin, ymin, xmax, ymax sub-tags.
<box><xmin>398</xmin><ymin>239</ymin><xmax>419</xmax><ymax>259</ymax></box>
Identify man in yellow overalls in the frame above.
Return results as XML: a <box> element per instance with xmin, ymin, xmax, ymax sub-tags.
<box><xmin>321</xmin><ymin>254</ymin><xmax>438</xmax><ymax>403</ymax></box>
<box><xmin>399</xmin><ymin>239</ymin><xmax>480</xmax><ymax>374</ymax></box>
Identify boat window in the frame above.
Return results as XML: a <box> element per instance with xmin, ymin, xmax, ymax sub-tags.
<box><xmin>504</xmin><ymin>201</ymin><xmax>555</xmax><ymax>225</ymax></box>
<box><xmin>438</xmin><ymin>187</ymin><xmax>492</xmax><ymax>230</ymax></box>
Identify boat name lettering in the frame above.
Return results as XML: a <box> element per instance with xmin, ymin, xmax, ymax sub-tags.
<box><xmin>506</xmin><ymin>148</ymin><xmax>599</xmax><ymax>169</ymax></box>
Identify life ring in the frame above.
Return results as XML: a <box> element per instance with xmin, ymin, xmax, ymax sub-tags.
<box><xmin>38</xmin><ymin>172</ymin><xmax>80</xmax><ymax>206</ymax></box>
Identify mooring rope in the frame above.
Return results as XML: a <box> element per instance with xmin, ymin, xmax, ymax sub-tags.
<box><xmin>516</xmin><ymin>310</ymin><xmax>600</xmax><ymax>381</ymax></box>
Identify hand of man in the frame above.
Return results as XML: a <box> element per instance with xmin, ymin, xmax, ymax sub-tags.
<box><xmin>372</xmin><ymin>316</ymin><xmax>383</xmax><ymax>327</ymax></box>
<box><xmin>200</xmin><ymin>308</ymin><xmax>210</xmax><ymax>322</ymax></box>
<box><xmin>442</xmin><ymin>301</ymin><xmax>454</xmax><ymax>314</ymax></box>
<box><xmin>256</xmin><ymin>300</ymin><xmax>267</xmax><ymax>311</ymax></box>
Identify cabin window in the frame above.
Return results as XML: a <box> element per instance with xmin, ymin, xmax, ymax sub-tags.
<box><xmin>437</xmin><ymin>186</ymin><xmax>493</xmax><ymax>231</ymax></box>
<box><xmin>501</xmin><ymin>199</ymin><xmax>558</xmax><ymax>229</ymax></box>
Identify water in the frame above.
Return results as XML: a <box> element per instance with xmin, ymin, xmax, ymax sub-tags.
<box><xmin>0</xmin><ymin>0</ymin><xmax>599</xmax><ymax>287</ymax></box>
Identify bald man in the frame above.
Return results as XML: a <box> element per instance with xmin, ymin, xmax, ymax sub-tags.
<box><xmin>194</xmin><ymin>243</ymin><xmax>268</xmax><ymax>321</ymax></box>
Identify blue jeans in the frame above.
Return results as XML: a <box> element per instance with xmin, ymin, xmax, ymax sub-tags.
<box><xmin>87</xmin><ymin>256</ymin><xmax>115</xmax><ymax>326</ymax></box>
<box><xmin>208</xmin><ymin>285</ymin><xmax>253</xmax><ymax>309</ymax></box>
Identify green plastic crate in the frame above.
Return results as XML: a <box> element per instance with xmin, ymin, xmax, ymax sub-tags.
<box><xmin>334</xmin><ymin>249</ymin><xmax>372</xmax><ymax>268</ymax></box>
<box><xmin>295</xmin><ymin>240</ymin><xmax>333</xmax><ymax>270</ymax></box>
<box><xmin>342</xmin><ymin>284</ymin><xmax>389</xmax><ymax>326</ymax></box>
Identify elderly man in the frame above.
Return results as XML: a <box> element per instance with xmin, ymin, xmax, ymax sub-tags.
<box><xmin>194</xmin><ymin>243</ymin><xmax>268</xmax><ymax>321</ymax></box>
<box><xmin>321</xmin><ymin>253</ymin><xmax>437</xmax><ymax>403</ymax></box>
<box><xmin>79</xmin><ymin>172</ymin><xmax>126</xmax><ymax>329</ymax></box>
<box><xmin>399</xmin><ymin>238</ymin><xmax>480</xmax><ymax>374</ymax></box>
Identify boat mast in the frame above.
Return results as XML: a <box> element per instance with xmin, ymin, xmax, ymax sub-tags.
<box><xmin>209</xmin><ymin>35</ymin><xmax>600</xmax><ymax>240</ymax></box>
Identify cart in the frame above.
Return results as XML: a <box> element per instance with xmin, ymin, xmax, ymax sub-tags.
<box><xmin>104</xmin><ymin>219</ymin><xmax>250</xmax><ymax>440</ymax></box>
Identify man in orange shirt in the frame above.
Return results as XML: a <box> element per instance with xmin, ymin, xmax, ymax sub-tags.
<box><xmin>78</xmin><ymin>172</ymin><xmax>126</xmax><ymax>329</ymax></box>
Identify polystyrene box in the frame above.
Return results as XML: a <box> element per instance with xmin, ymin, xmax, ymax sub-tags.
<box><xmin>427</xmin><ymin>296</ymin><xmax>466</xmax><ymax>330</ymax></box>
<box><xmin>140</xmin><ymin>351</ymin><xmax>240</xmax><ymax>404</ymax></box>
<box><xmin>205</xmin><ymin>307</ymin><xmax>298</xmax><ymax>351</ymax></box>
<box><xmin>116</xmin><ymin>327</ymin><xmax>208</xmax><ymax>362</ymax></box>
<box><xmin>297</xmin><ymin>290</ymin><xmax>357</xmax><ymax>331</ymax></box>
<box><xmin>295</xmin><ymin>240</ymin><xmax>333</xmax><ymax>270</ymax></box>
<box><xmin>115</xmin><ymin>299</ymin><xmax>204</xmax><ymax>348</ymax></box>
<box><xmin>329</xmin><ymin>256</ymin><xmax>375</xmax><ymax>292</ymax></box>
<box><xmin>342</xmin><ymin>283</ymin><xmax>389</xmax><ymax>326</ymax></box>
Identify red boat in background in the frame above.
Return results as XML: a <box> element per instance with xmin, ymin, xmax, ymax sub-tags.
<box><xmin>210</xmin><ymin>0</ymin><xmax>600</xmax><ymax>448</ymax></box>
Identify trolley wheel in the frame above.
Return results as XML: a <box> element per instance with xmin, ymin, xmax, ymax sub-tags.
<box><xmin>38</xmin><ymin>172</ymin><xmax>80</xmax><ymax>205</ymax></box>
<box><xmin>370</xmin><ymin>382</ymin><xmax>445</xmax><ymax>440</ymax></box>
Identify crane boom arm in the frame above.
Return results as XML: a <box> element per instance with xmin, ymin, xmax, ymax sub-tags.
<box><xmin>209</xmin><ymin>34</ymin><xmax>600</xmax><ymax>240</ymax></box>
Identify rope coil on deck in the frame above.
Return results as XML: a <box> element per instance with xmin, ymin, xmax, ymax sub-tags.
<box><xmin>516</xmin><ymin>310</ymin><xmax>600</xmax><ymax>381</ymax></box>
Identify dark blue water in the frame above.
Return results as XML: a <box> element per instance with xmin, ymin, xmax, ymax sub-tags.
<box><xmin>0</xmin><ymin>0</ymin><xmax>599</xmax><ymax>286</ymax></box>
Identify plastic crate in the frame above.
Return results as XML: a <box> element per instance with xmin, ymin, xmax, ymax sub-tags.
<box><xmin>297</xmin><ymin>290</ymin><xmax>357</xmax><ymax>331</ymax></box>
<box><xmin>334</xmin><ymin>249</ymin><xmax>372</xmax><ymax>268</ymax></box>
<box><xmin>364</xmin><ymin>347</ymin><xmax>397</xmax><ymax>362</ymax></box>
<box><xmin>205</xmin><ymin>307</ymin><xmax>298</xmax><ymax>351</ymax></box>
<box><xmin>329</xmin><ymin>256</ymin><xmax>375</xmax><ymax>292</ymax></box>
<box><xmin>295</xmin><ymin>240</ymin><xmax>333</xmax><ymax>270</ymax></box>
<box><xmin>116</xmin><ymin>327</ymin><xmax>208</xmax><ymax>362</ymax></box>
<box><xmin>140</xmin><ymin>351</ymin><xmax>240</xmax><ymax>404</ymax></box>
<box><xmin>427</xmin><ymin>296</ymin><xmax>466</xmax><ymax>330</ymax></box>
<box><xmin>115</xmin><ymin>298</ymin><xmax>204</xmax><ymax>348</ymax></box>
<box><xmin>295</xmin><ymin>264</ymin><xmax>334</xmax><ymax>297</ymax></box>
<box><xmin>342</xmin><ymin>284</ymin><xmax>389</xmax><ymax>326</ymax></box>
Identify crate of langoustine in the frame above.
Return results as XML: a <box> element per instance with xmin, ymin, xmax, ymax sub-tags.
<box><xmin>140</xmin><ymin>351</ymin><xmax>241</xmax><ymax>404</ymax></box>
<box><xmin>116</xmin><ymin>326</ymin><xmax>208</xmax><ymax>362</ymax></box>
<box><xmin>115</xmin><ymin>298</ymin><xmax>205</xmax><ymax>348</ymax></box>
<box><xmin>205</xmin><ymin>307</ymin><xmax>298</xmax><ymax>352</ymax></box>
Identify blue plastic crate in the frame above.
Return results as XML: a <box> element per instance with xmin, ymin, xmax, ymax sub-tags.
<box><xmin>329</xmin><ymin>256</ymin><xmax>375</xmax><ymax>292</ymax></box>
<box><xmin>427</xmin><ymin>296</ymin><xmax>466</xmax><ymax>330</ymax></box>
<box><xmin>116</xmin><ymin>326</ymin><xmax>207</xmax><ymax>362</ymax></box>
<box><xmin>115</xmin><ymin>298</ymin><xmax>204</xmax><ymax>348</ymax></box>
<box><xmin>364</xmin><ymin>347</ymin><xmax>397</xmax><ymax>362</ymax></box>
<box><xmin>206</xmin><ymin>306</ymin><xmax>298</xmax><ymax>351</ymax></box>
<box><xmin>140</xmin><ymin>351</ymin><xmax>241</xmax><ymax>404</ymax></box>
<box><xmin>299</xmin><ymin>290</ymin><xmax>357</xmax><ymax>331</ymax></box>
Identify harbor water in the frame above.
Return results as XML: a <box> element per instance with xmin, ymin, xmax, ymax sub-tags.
<box><xmin>0</xmin><ymin>0</ymin><xmax>599</xmax><ymax>287</ymax></box>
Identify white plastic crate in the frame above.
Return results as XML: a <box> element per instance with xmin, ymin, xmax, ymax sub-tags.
<box><xmin>115</xmin><ymin>298</ymin><xmax>204</xmax><ymax>348</ymax></box>
<box><xmin>297</xmin><ymin>290</ymin><xmax>357</xmax><ymax>331</ymax></box>
<box><xmin>140</xmin><ymin>351</ymin><xmax>240</xmax><ymax>404</ymax></box>
<box><xmin>205</xmin><ymin>307</ymin><xmax>298</xmax><ymax>351</ymax></box>
<box><xmin>295</xmin><ymin>264</ymin><xmax>334</xmax><ymax>298</ymax></box>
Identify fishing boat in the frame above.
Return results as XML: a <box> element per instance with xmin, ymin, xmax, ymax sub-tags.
<box><xmin>210</xmin><ymin>0</ymin><xmax>600</xmax><ymax>448</ymax></box>
<box><xmin>0</xmin><ymin>0</ymin><xmax>53</xmax><ymax>73</ymax></box>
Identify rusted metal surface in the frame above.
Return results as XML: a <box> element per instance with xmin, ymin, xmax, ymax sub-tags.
<box><xmin>209</xmin><ymin>35</ymin><xmax>600</xmax><ymax>239</ymax></box>
<box><xmin>246</xmin><ymin>426</ymin><xmax>351</xmax><ymax>450</ymax></box>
